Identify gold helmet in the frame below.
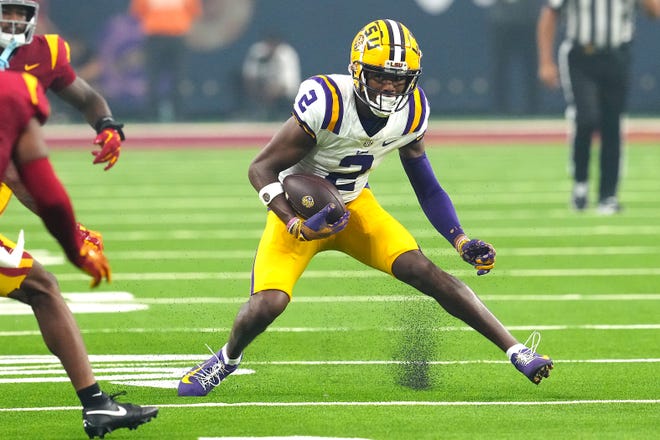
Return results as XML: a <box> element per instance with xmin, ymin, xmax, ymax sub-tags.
<box><xmin>349</xmin><ymin>19</ymin><xmax>422</xmax><ymax>117</ymax></box>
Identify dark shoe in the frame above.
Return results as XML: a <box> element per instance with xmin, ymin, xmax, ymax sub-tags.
<box><xmin>82</xmin><ymin>392</ymin><xmax>158</xmax><ymax>439</ymax></box>
<box><xmin>510</xmin><ymin>331</ymin><xmax>554</xmax><ymax>384</ymax></box>
<box><xmin>597</xmin><ymin>196</ymin><xmax>622</xmax><ymax>215</ymax></box>
<box><xmin>178</xmin><ymin>344</ymin><xmax>242</xmax><ymax>397</ymax></box>
<box><xmin>571</xmin><ymin>182</ymin><xmax>588</xmax><ymax>211</ymax></box>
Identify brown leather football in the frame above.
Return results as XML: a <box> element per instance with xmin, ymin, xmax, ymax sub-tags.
<box><xmin>283</xmin><ymin>173</ymin><xmax>346</xmax><ymax>223</ymax></box>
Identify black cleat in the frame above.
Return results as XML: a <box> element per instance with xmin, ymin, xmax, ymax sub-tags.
<box><xmin>82</xmin><ymin>392</ymin><xmax>158</xmax><ymax>439</ymax></box>
<box><xmin>571</xmin><ymin>182</ymin><xmax>588</xmax><ymax>212</ymax></box>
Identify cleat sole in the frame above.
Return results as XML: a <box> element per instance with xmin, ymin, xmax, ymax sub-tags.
<box><xmin>84</xmin><ymin>410</ymin><xmax>157</xmax><ymax>438</ymax></box>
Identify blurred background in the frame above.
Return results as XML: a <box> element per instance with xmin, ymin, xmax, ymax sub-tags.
<box><xmin>43</xmin><ymin>0</ymin><xmax>660</xmax><ymax>123</ymax></box>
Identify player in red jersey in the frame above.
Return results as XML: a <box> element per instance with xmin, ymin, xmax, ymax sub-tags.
<box><xmin>0</xmin><ymin>70</ymin><xmax>158</xmax><ymax>438</ymax></box>
<box><xmin>0</xmin><ymin>1</ymin><xmax>120</xmax><ymax>277</ymax></box>
<box><xmin>0</xmin><ymin>0</ymin><xmax>123</xmax><ymax>170</ymax></box>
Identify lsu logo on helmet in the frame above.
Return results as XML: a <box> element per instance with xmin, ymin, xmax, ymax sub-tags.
<box><xmin>349</xmin><ymin>19</ymin><xmax>422</xmax><ymax>117</ymax></box>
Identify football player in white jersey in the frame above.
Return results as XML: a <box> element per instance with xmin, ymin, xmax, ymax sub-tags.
<box><xmin>178</xmin><ymin>19</ymin><xmax>554</xmax><ymax>396</ymax></box>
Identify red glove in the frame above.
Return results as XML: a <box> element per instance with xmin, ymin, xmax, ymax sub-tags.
<box><xmin>93</xmin><ymin>128</ymin><xmax>122</xmax><ymax>170</ymax></box>
<box><xmin>77</xmin><ymin>222</ymin><xmax>104</xmax><ymax>252</ymax></box>
<box><xmin>76</xmin><ymin>241</ymin><xmax>111</xmax><ymax>288</ymax></box>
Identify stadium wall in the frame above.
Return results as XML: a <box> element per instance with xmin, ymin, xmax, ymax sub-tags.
<box><xmin>44</xmin><ymin>119</ymin><xmax>660</xmax><ymax>149</ymax></box>
<box><xmin>51</xmin><ymin>0</ymin><xmax>660</xmax><ymax>120</ymax></box>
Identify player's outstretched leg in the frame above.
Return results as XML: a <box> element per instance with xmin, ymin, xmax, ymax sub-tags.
<box><xmin>178</xmin><ymin>344</ymin><xmax>243</xmax><ymax>397</ymax></box>
<box><xmin>508</xmin><ymin>331</ymin><xmax>554</xmax><ymax>384</ymax></box>
<box><xmin>82</xmin><ymin>391</ymin><xmax>158</xmax><ymax>439</ymax></box>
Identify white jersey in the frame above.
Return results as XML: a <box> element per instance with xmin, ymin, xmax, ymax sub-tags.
<box><xmin>282</xmin><ymin>74</ymin><xmax>429</xmax><ymax>203</ymax></box>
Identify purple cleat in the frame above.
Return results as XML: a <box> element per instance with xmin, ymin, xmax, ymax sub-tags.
<box><xmin>510</xmin><ymin>332</ymin><xmax>554</xmax><ymax>384</ymax></box>
<box><xmin>178</xmin><ymin>344</ymin><xmax>242</xmax><ymax>397</ymax></box>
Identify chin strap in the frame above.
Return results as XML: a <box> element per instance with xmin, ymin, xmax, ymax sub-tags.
<box><xmin>0</xmin><ymin>39</ymin><xmax>18</xmax><ymax>71</ymax></box>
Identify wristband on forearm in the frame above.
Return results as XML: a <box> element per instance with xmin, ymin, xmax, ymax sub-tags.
<box><xmin>454</xmin><ymin>234</ymin><xmax>470</xmax><ymax>252</ymax></box>
<box><xmin>258</xmin><ymin>182</ymin><xmax>284</xmax><ymax>206</ymax></box>
<box><xmin>286</xmin><ymin>217</ymin><xmax>299</xmax><ymax>233</ymax></box>
<box><xmin>94</xmin><ymin>117</ymin><xmax>125</xmax><ymax>140</ymax></box>
<box><xmin>286</xmin><ymin>217</ymin><xmax>306</xmax><ymax>240</ymax></box>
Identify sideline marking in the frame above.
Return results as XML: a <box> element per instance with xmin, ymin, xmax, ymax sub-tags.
<box><xmin>2</xmin><ymin>399</ymin><xmax>658</xmax><ymax>413</ymax></box>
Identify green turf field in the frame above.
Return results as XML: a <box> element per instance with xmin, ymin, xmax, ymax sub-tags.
<box><xmin>0</xmin><ymin>140</ymin><xmax>658</xmax><ymax>439</ymax></box>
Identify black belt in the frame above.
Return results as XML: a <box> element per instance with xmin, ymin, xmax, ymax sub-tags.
<box><xmin>574</xmin><ymin>42</ymin><xmax>630</xmax><ymax>55</ymax></box>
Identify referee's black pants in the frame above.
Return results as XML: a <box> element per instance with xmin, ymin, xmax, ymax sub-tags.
<box><xmin>564</xmin><ymin>44</ymin><xmax>630</xmax><ymax>202</ymax></box>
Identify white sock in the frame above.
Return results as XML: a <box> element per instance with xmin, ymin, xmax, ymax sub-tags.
<box><xmin>573</xmin><ymin>182</ymin><xmax>588</xmax><ymax>196</ymax></box>
<box><xmin>221</xmin><ymin>344</ymin><xmax>242</xmax><ymax>365</ymax></box>
<box><xmin>506</xmin><ymin>343</ymin><xmax>526</xmax><ymax>360</ymax></box>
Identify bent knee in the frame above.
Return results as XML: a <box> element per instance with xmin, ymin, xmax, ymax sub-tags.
<box><xmin>392</xmin><ymin>250</ymin><xmax>436</xmax><ymax>282</ymax></box>
<box><xmin>9</xmin><ymin>265</ymin><xmax>60</xmax><ymax>306</ymax></box>
<box><xmin>250</xmin><ymin>290</ymin><xmax>290</xmax><ymax>321</ymax></box>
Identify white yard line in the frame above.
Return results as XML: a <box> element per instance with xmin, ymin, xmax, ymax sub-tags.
<box><xmin>1</xmin><ymin>354</ymin><xmax>659</xmax><ymax>364</ymax></box>
<box><xmin>0</xmin><ymin>323</ymin><xmax>658</xmax><ymax>338</ymax></box>
<box><xmin>19</xmin><ymin>246</ymin><xmax>660</xmax><ymax>261</ymax></box>
<box><xmin>137</xmin><ymin>293</ymin><xmax>660</xmax><ymax>303</ymax></box>
<box><xmin>48</xmin><ymin>267</ymin><xmax>660</xmax><ymax>282</ymax></box>
<box><xmin>8</xmin><ymin>225</ymin><xmax>660</xmax><ymax>242</ymax></box>
<box><xmin>2</xmin><ymin>399</ymin><xmax>658</xmax><ymax>413</ymax></box>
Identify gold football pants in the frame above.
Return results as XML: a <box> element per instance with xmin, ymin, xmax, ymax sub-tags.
<box><xmin>251</xmin><ymin>188</ymin><xmax>419</xmax><ymax>298</ymax></box>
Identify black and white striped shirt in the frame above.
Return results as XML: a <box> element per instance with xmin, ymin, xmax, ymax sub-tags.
<box><xmin>548</xmin><ymin>0</ymin><xmax>639</xmax><ymax>49</ymax></box>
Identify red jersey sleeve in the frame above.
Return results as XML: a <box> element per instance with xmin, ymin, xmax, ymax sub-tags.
<box><xmin>7</xmin><ymin>35</ymin><xmax>76</xmax><ymax>92</ymax></box>
<box><xmin>43</xmin><ymin>34</ymin><xmax>77</xmax><ymax>91</ymax></box>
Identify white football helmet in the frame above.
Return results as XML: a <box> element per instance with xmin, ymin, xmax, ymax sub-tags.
<box><xmin>0</xmin><ymin>0</ymin><xmax>39</xmax><ymax>48</ymax></box>
<box><xmin>349</xmin><ymin>19</ymin><xmax>422</xmax><ymax>117</ymax></box>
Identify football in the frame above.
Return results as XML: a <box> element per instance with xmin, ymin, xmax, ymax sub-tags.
<box><xmin>282</xmin><ymin>173</ymin><xmax>346</xmax><ymax>223</ymax></box>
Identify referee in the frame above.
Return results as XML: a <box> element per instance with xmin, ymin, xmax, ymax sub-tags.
<box><xmin>537</xmin><ymin>0</ymin><xmax>660</xmax><ymax>214</ymax></box>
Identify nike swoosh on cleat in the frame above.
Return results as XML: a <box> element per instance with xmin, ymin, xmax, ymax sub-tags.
<box><xmin>180</xmin><ymin>366</ymin><xmax>203</xmax><ymax>384</ymax></box>
<box><xmin>85</xmin><ymin>406</ymin><xmax>128</xmax><ymax>417</ymax></box>
<box><xmin>24</xmin><ymin>63</ymin><xmax>40</xmax><ymax>71</ymax></box>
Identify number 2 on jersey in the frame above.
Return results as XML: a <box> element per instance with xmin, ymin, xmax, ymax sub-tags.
<box><xmin>326</xmin><ymin>154</ymin><xmax>374</xmax><ymax>192</ymax></box>
<box><xmin>297</xmin><ymin>90</ymin><xmax>318</xmax><ymax>113</ymax></box>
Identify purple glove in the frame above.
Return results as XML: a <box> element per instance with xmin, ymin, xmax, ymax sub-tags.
<box><xmin>287</xmin><ymin>204</ymin><xmax>350</xmax><ymax>241</ymax></box>
<box><xmin>455</xmin><ymin>237</ymin><xmax>496</xmax><ymax>275</ymax></box>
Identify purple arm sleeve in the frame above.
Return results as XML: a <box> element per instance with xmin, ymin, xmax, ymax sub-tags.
<box><xmin>401</xmin><ymin>153</ymin><xmax>464</xmax><ymax>245</ymax></box>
